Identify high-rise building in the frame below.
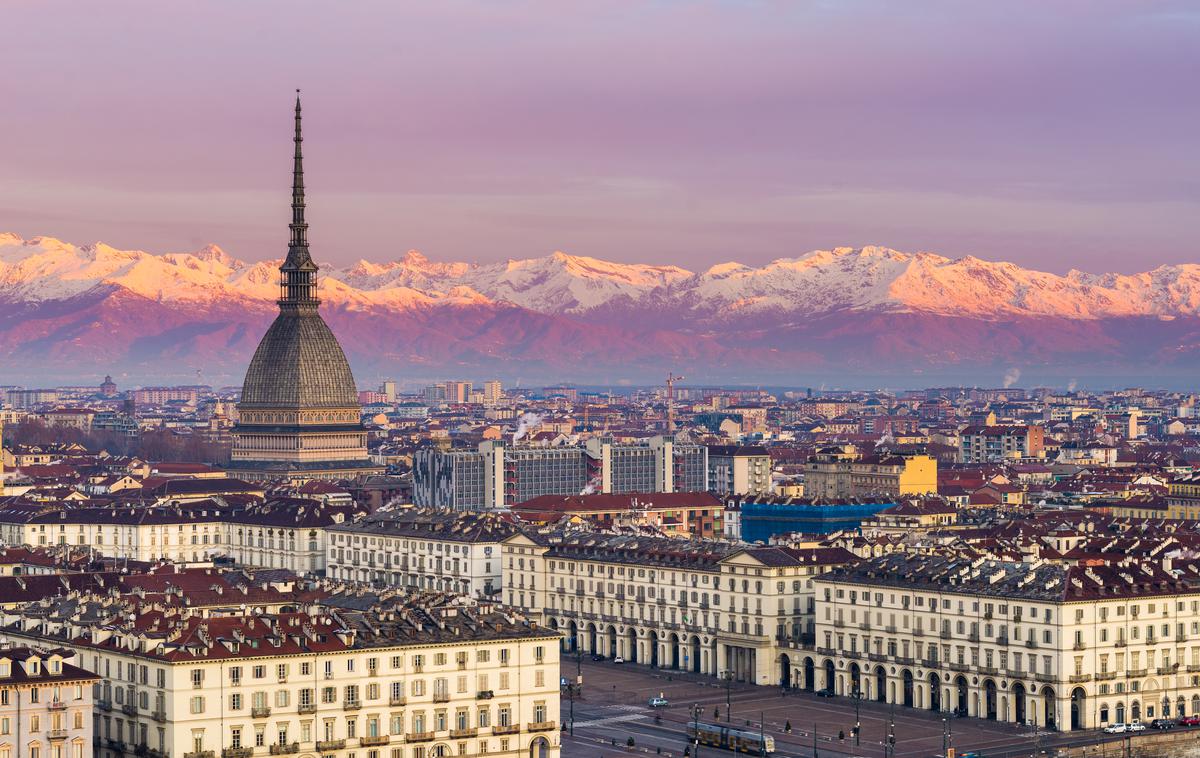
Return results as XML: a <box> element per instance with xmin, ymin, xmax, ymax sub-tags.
<box><xmin>413</xmin><ymin>436</ymin><xmax>708</xmax><ymax>509</ymax></box>
<box><xmin>229</xmin><ymin>95</ymin><xmax>383</xmax><ymax>483</ymax></box>
<box><xmin>381</xmin><ymin>379</ymin><xmax>397</xmax><ymax>401</ymax></box>
<box><xmin>445</xmin><ymin>380</ymin><xmax>473</xmax><ymax>404</ymax></box>
<box><xmin>482</xmin><ymin>380</ymin><xmax>503</xmax><ymax>405</ymax></box>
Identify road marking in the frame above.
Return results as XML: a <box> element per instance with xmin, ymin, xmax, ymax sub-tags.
<box><xmin>574</xmin><ymin>713</ymin><xmax>651</xmax><ymax>727</ymax></box>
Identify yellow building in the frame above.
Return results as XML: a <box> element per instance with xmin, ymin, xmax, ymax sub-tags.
<box><xmin>804</xmin><ymin>445</ymin><xmax>937</xmax><ymax>498</ymax></box>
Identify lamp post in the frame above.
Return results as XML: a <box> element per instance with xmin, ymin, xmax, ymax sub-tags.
<box><xmin>885</xmin><ymin>706</ymin><xmax>896</xmax><ymax>758</ymax></box>
<box><xmin>721</xmin><ymin>670</ymin><xmax>734</xmax><ymax>722</ymax></box>
<box><xmin>854</xmin><ymin>687</ymin><xmax>863</xmax><ymax>746</ymax></box>
<box><xmin>692</xmin><ymin>703</ymin><xmax>702</xmax><ymax>758</ymax></box>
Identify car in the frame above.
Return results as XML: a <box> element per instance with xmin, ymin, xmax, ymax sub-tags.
<box><xmin>648</xmin><ymin>696</ymin><xmax>669</xmax><ymax>708</ymax></box>
<box><xmin>816</xmin><ymin>688</ymin><xmax>836</xmax><ymax>698</ymax></box>
<box><xmin>1179</xmin><ymin>716</ymin><xmax>1200</xmax><ymax>727</ymax></box>
<box><xmin>590</xmin><ymin>654</ymin><xmax>605</xmax><ymax>661</ymax></box>
<box><xmin>1151</xmin><ymin>719</ymin><xmax>1174</xmax><ymax>730</ymax></box>
<box><xmin>1128</xmin><ymin>721</ymin><xmax>1146</xmax><ymax>732</ymax></box>
<box><xmin>1103</xmin><ymin>723</ymin><xmax>1128</xmax><ymax>734</ymax></box>
<box><xmin>613</xmin><ymin>656</ymin><xmax>625</xmax><ymax>664</ymax></box>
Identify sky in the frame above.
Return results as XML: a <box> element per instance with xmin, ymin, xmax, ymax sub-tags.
<box><xmin>2</xmin><ymin>0</ymin><xmax>1198</xmax><ymax>273</ymax></box>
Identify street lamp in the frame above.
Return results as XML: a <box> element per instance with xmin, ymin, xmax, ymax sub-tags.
<box><xmin>691</xmin><ymin>703</ymin><xmax>703</xmax><ymax>758</ymax></box>
<box><xmin>720</xmin><ymin>670</ymin><xmax>734</xmax><ymax>722</ymax></box>
<box><xmin>853</xmin><ymin>688</ymin><xmax>863</xmax><ymax>746</ymax></box>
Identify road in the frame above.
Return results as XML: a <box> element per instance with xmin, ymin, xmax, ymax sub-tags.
<box><xmin>560</xmin><ymin>657</ymin><xmax>1152</xmax><ymax>758</ymax></box>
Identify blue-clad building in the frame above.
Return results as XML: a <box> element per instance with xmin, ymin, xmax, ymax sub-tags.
<box><xmin>736</xmin><ymin>497</ymin><xmax>896</xmax><ymax>543</ymax></box>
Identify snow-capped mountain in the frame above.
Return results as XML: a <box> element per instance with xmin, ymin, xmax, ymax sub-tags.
<box><xmin>3</xmin><ymin>232</ymin><xmax>1200</xmax><ymax>385</ymax></box>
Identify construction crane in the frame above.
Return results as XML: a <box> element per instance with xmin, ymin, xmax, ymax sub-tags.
<box><xmin>665</xmin><ymin>372</ymin><xmax>685</xmax><ymax>433</ymax></box>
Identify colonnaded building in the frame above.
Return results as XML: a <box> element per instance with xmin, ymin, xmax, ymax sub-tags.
<box><xmin>228</xmin><ymin>94</ymin><xmax>383</xmax><ymax>483</ymax></box>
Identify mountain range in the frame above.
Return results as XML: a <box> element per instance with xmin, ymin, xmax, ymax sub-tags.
<box><xmin>3</xmin><ymin>232</ymin><xmax>1200</xmax><ymax>387</ymax></box>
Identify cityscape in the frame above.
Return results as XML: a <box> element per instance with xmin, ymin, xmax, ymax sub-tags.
<box><xmin>4</xmin><ymin>3</ymin><xmax>1200</xmax><ymax>758</ymax></box>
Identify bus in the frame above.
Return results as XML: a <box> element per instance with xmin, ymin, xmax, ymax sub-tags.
<box><xmin>686</xmin><ymin>722</ymin><xmax>776</xmax><ymax>754</ymax></box>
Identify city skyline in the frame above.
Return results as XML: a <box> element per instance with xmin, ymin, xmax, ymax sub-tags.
<box><xmin>3</xmin><ymin>1</ymin><xmax>1198</xmax><ymax>272</ymax></box>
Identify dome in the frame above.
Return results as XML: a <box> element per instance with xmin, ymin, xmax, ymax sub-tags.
<box><xmin>239</xmin><ymin>311</ymin><xmax>359</xmax><ymax>409</ymax></box>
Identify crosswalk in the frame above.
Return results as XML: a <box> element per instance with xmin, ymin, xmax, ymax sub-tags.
<box><xmin>573</xmin><ymin>705</ymin><xmax>651</xmax><ymax>728</ymax></box>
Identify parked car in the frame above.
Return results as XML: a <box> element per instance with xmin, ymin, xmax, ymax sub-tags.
<box><xmin>1151</xmin><ymin>719</ymin><xmax>1174</xmax><ymax>730</ymax></box>
<box><xmin>649</xmin><ymin>696</ymin><xmax>669</xmax><ymax>708</ymax></box>
<box><xmin>1128</xmin><ymin>721</ymin><xmax>1146</xmax><ymax>732</ymax></box>
<box><xmin>590</xmin><ymin>654</ymin><xmax>605</xmax><ymax>661</ymax></box>
<box><xmin>816</xmin><ymin>688</ymin><xmax>836</xmax><ymax>698</ymax></box>
<box><xmin>613</xmin><ymin>656</ymin><xmax>625</xmax><ymax>664</ymax></box>
<box><xmin>1179</xmin><ymin>716</ymin><xmax>1200</xmax><ymax>726</ymax></box>
<box><xmin>1103</xmin><ymin>723</ymin><xmax>1128</xmax><ymax>734</ymax></box>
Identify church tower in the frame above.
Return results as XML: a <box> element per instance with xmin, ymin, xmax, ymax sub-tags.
<box><xmin>228</xmin><ymin>94</ymin><xmax>383</xmax><ymax>482</ymax></box>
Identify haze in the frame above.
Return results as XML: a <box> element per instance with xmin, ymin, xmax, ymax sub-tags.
<box><xmin>3</xmin><ymin>0</ymin><xmax>1198</xmax><ymax>272</ymax></box>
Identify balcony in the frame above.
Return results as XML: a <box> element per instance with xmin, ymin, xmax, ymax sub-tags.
<box><xmin>360</xmin><ymin>735</ymin><xmax>390</xmax><ymax>747</ymax></box>
<box><xmin>885</xmin><ymin>625</ymin><xmax>898</xmax><ymax>634</ymax></box>
<box><xmin>1128</xmin><ymin>668</ymin><xmax>1148</xmax><ymax>677</ymax></box>
<box><xmin>183</xmin><ymin>752</ymin><xmax>215</xmax><ymax>758</ymax></box>
<box><xmin>528</xmin><ymin>721</ymin><xmax>557</xmax><ymax>732</ymax></box>
<box><xmin>979</xmin><ymin>666</ymin><xmax>998</xmax><ymax>676</ymax></box>
<box><xmin>492</xmin><ymin>724</ymin><xmax>520</xmax><ymax>735</ymax></box>
<box><xmin>1158</xmin><ymin>665</ymin><xmax>1178</xmax><ymax>675</ymax></box>
<box><xmin>315</xmin><ymin>740</ymin><xmax>346</xmax><ymax>751</ymax></box>
<box><xmin>967</xmin><ymin>633</ymin><xmax>980</xmax><ymax>643</ymax></box>
<box><xmin>913</xmin><ymin>628</ymin><xmax>924</xmax><ymax>637</ymax></box>
<box><xmin>996</xmin><ymin>636</ymin><xmax>1010</xmax><ymax>646</ymax></box>
<box><xmin>1095</xmin><ymin>671</ymin><xmax>1116</xmax><ymax>680</ymax></box>
<box><xmin>450</xmin><ymin>727</ymin><xmax>478</xmax><ymax>739</ymax></box>
<box><xmin>251</xmin><ymin>706</ymin><xmax>272</xmax><ymax>718</ymax></box>
<box><xmin>939</xmin><ymin>631</ymin><xmax>952</xmax><ymax>640</ymax></box>
<box><xmin>138</xmin><ymin>749</ymin><xmax>168</xmax><ymax>758</ymax></box>
<box><xmin>47</xmin><ymin>729</ymin><xmax>68</xmax><ymax>741</ymax></box>
<box><xmin>1073</xmin><ymin>642</ymin><xmax>1087</xmax><ymax>651</ymax></box>
<box><xmin>98</xmin><ymin>699</ymin><xmax>113</xmax><ymax>711</ymax></box>
<box><xmin>122</xmin><ymin>703</ymin><xmax>138</xmax><ymax>717</ymax></box>
<box><xmin>432</xmin><ymin>692</ymin><xmax>450</xmax><ymax>703</ymax></box>
<box><xmin>1069</xmin><ymin>674</ymin><xmax>1092</xmax><ymax>683</ymax></box>
<box><xmin>1034</xmin><ymin>673</ymin><xmax>1056</xmax><ymax>683</ymax></box>
<box><xmin>48</xmin><ymin>699</ymin><xmax>67</xmax><ymax>711</ymax></box>
<box><xmin>343</xmin><ymin>700</ymin><xmax>362</xmax><ymax>710</ymax></box>
<box><xmin>1024</xmin><ymin>640</ymin><xmax>1038</xmax><ymax>649</ymax></box>
<box><xmin>1115</xmin><ymin>639</ymin><xmax>1127</xmax><ymax>647</ymax></box>
<box><xmin>390</xmin><ymin>695</ymin><xmax>408</xmax><ymax>706</ymax></box>
<box><xmin>406</xmin><ymin>732</ymin><xmax>435</xmax><ymax>743</ymax></box>
<box><xmin>298</xmin><ymin>703</ymin><xmax>317</xmax><ymax>714</ymax></box>
<box><xmin>222</xmin><ymin>749</ymin><xmax>254</xmax><ymax>758</ymax></box>
<box><xmin>476</xmin><ymin>690</ymin><xmax>493</xmax><ymax>700</ymax></box>
<box><xmin>269</xmin><ymin>745</ymin><xmax>300</xmax><ymax>755</ymax></box>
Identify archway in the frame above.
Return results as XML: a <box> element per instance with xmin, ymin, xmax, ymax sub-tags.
<box><xmin>691</xmin><ymin>637</ymin><xmax>701</xmax><ymax>673</ymax></box>
<box><xmin>1071</xmin><ymin>688</ymin><xmax>1086</xmax><ymax>730</ymax></box>
<box><xmin>803</xmin><ymin>657</ymin><xmax>815</xmax><ymax>691</ymax></box>
<box><xmin>626</xmin><ymin>628</ymin><xmax>638</xmax><ymax>663</ymax></box>
<box><xmin>955</xmin><ymin>676</ymin><xmax>969</xmax><ymax>717</ymax></box>
<box><xmin>1043</xmin><ymin>687</ymin><xmax>1056</xmax><ymax>729</ymax></box>
<box><xmin>529</xmin><ymin>737</ymin><xmax>551</xmax><ymax>758</ymax></box>
<box><xmin>1013</xmin><ymin>683</ymin><xmax>1027</xmax><ymax>725</ymax></box>
<box><xmin>984</xmin><ymin>680</ymin><xmax>997</xmax><ymax>720</ymax></box>
<box><xmin>928</xmin><ymin>673</ymin><xmax>941</xmax><ymax>711</ymax></box>
<box><xmin>606</xmin><ymin>625</ymin><xmax>618</xmax><ymax>658</ymax></box>
<box><xmin>567</xmin><ymin>621</ymin><xmax>579</xmax><ymax>653</ymax></box>
<box><xmin>668</xmin><ymin>633</ymin><xmax>681</xmax><ymax>669</ymax></box>
<box><xmin>1131</xmin><ymin>700</ymin><xmax>1140</xmax><ymax>723</ymax></box>
<box><xmin>850</xmin><ymin>663</ymin><xmax>862</xmax><ymax>697</ymax></box>
<box><xmin>648</xmin><ymin>631</ymin><xmax>659</xmax><ymax>667</ymax></box>
<box><xmin>780</xmin><ymin>654</ymin><xmax>792</xmax><ymax>689</ymax></box>
<box><xmin>824</xmin><ymin>660</ymin><xmax>836</xmax><ymax>693</ymax></box>
<box><xmin>1116</xmin><ymin>702</ymin><xmax>1126</xmax><ymax>724</ymax></box>
<box><xmin>587</xmin><ymin>623</ymin><xmax>597</xmax><ymax>653</ymax></box>
<box><xmin>902</xmin><ymin>670</ymin><xmax>914</xmax><ymax>708</ymax></box>
<box><xmin>875</xmin><ymin>667</ymin><xmax>887</xmax><ymax>703</ymax></box>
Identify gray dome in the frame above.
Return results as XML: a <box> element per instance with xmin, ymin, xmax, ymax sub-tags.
<box><xmin>239</xmin><ymin>311</ymin><xmax>358</xmax><ymax>408</ymax></box>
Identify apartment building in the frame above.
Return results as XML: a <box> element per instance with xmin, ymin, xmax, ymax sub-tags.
<box><xmin>502</xmin><ymin>530</ymin><xmax>852</xmax><ymax>684</ymax></box>
<box><xmin>0</xmin><ymin>646</ymin><xmax>97</xmax><ymax>758</ymax></box>
<box><xmin>809</xmin><ymin>553</ymin><xmax>1200</xmax><ymax>732</ymax></box>
<box><xmin>804</xmin><ymin>446</ymin><xmax>937</xmax><ymax>499</ymax></box>
<box><xmin>959</xmin><ymin>425</ymin><xmax>1046</xmax><ymax>463</ymax></box>
<box><xmin>0</xmin><ymin>595</ymin><xmax>560</xmax><ymax>758</ymax></box>
<box><xmin>0</xmin><ymin>498</ymin><xmax>364</xmax><ymax>574</ymax></box>
<box><xmin>413</xmin><ymin>437</ymin><xmax>707</xmax><ymax>510</ymax></box>
<box><xmin>707</xmin><ymin>445</ymin><xmax>771</xmax><ymax>496</ymax></box>
<box><xmin>326</xmin><ymin>509</ymin><xmax>516</xmax><ymax>597</ymax></box>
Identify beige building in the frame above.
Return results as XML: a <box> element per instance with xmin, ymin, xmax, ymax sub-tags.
<box><xmin>0</xmin><ymin>646</ymin><xmax>97</xmax><ymax>758</ymax></box>
<box><xmin>808</xmin><ymin>553</ymin><xmax>1200</xmax><ymax>732</ymax></box>
<box><xmin>0</xmin><ymin>596</ymin><xmax>560</xmax><ymax>758</ymax></box>
<box><xmin>503</xmin><ymin>530</ymin><xmax>852</xmax><ymax>685</ymax></box>
<box><xmin>804</xmin><ymin>446</ymin><xmax>937</xmax><ymax>499</ymax></box>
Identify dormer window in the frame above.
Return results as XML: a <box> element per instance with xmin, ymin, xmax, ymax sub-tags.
<box><xmin>0</xmin><ymin>662</ymin><xmax>9</xmax><ymax>678</ymax></box>
<box><xmin>27</xmin><ymin>660</ymin><xmax>39</xmax><ymax>676</ymax></box>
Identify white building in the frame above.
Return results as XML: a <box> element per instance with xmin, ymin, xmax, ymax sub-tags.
<box><xmin>0</xmin><ymin>646</ymin><xmax>98</xmax><ymax>758</ymax></box>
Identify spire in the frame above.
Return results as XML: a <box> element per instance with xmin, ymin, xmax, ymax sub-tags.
<box><xmin>280</xmin><ymin>90</ymin><xmax>319</xmax><ymax>308</ymax></box>
<box><xmin>290</xmin><ymin>90</ymin><xmax>307</xmax><ymax>251</ymax></box>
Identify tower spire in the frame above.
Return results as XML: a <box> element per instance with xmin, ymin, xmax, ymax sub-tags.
<box><xmin>280</xmin><ymin>90</ymin><xmax>319</xmax><ymax>307</ymax></box>
<box><xmin>290</xmin><ymin>89</ymin><xmax>308</xmax><ymax>251</ymax></box>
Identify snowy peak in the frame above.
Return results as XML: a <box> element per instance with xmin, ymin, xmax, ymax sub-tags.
<box><xmin>5</xmin><ymin>233</ymin><xmax>1200</xmax><ymax>322</ymax></box>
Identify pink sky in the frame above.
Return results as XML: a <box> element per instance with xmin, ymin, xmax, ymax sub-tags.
<box><xmin>2</xmin><ymin>0</ymin><xmax>1198</xmax><ymax>272</ymax></box>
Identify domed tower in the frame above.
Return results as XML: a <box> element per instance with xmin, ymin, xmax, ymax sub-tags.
<box><xmin>228</xmin><ymin>94</ymin><xmax>382</xmax><ymax>482</ymax></box>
